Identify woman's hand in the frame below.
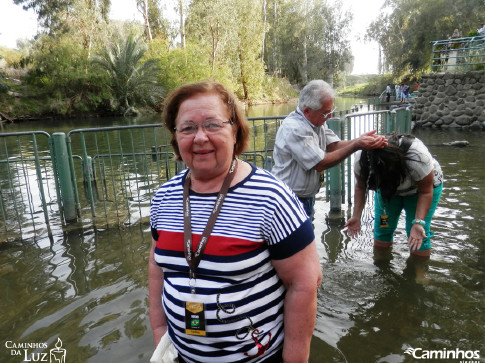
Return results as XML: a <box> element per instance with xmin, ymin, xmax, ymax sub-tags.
<box><xmin>345</xmin><ymin>217</ymin><xmax>362</xmax><ymax>238</ymax></box>
<box><xmin>153</xmin><ymin>326</ymin><xmax>169</xmax><ymax>346</ymax></box>
<box><xmin>408</xmin><ymin>224</ymin><xmax>426</xmax><ymax>251</ymax></box>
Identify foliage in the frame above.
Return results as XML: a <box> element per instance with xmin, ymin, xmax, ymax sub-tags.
<box><xmin>146</xmin><ymin>0</ymin><xmax>170</xmax><ymax>40</ymax></box>
<box><xmin>5</xmin><ymin>0</ymin><xmax>356</xmax><ymax>117</ymax></box>
<box><xmin>0</xmin><ymin>47</ymin><xmax>24</xmax><ymax>69</ymax></box>
<box><xmin>14</xmin><ymin>0</ymin><xmax>110</xmax><ymax>34</ymax></box>
<box><xmin>366</xmin><ymin>0</ymin><xmax>485</xmax><ymax>75</ymax></box>
<box><xmin>20</xmin><ymin>33</ymin><xmax>111</xmax><ymax>116</ymax></box>
<box><xmin>263</xmin><ymin>0</ymin><xmax>352</xmax><ymax>86</ymax></box>
<box><xmin>92</xmin><ymin>33</ymin><xmax>164</xmax><ymax>115</ymax></box>
<box><xmin>260</xmin><ymin>75</ymin><xmax>298</xmax><ymax>101</ymax></box>
<box><xmin>185</xmin><ymin>0</ymin><xmax>266</xmax><ymax>101</ymax></box>
<box><xmin>146</xmin><ymin>39</ymin><xmax>235</xmax><ymax>94</ymax></box>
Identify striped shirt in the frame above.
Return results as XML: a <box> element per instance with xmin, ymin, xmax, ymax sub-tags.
<box><xmin>150</xmin><ymin>163</ymin><xmax>314</xmax><ymax>363</ymax></box>
<box><xmin>271</xmin><ymin>107</ymin><xmax>340</xmax><ymax>198</ymax></box>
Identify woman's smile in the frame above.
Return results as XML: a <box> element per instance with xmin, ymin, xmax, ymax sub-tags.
<box><xmin>175</xmin><ymin>93</ymin><xmax>236</xmax><ymax>182</ymax></box>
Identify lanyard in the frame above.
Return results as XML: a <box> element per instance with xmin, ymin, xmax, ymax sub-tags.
<box><xmin>182</xmin><ymin>159</ymin><xmax>238</xmax><ymax>293</ymax></box>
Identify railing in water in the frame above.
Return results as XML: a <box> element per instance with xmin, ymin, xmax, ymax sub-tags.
<box><xmin>430</xmin><ymin>35</ymin><xmax>485</xmax><ymax>72</ymax></box>
<box><xmin>0</xmin><ymin>109</ymin><xmax>411</xmax><ymax>240</ymax></box>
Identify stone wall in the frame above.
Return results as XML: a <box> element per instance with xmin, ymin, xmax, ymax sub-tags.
<box><xmin>413</xmin><ymin>70</ymin><xmax>485</xmax><ymax>129</ymax></box>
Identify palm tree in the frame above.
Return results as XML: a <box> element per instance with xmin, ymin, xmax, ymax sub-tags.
<box><xmin>93</xmin><ymin>33</ymin><xmax>163</xmax><ymax>115</ymax></box>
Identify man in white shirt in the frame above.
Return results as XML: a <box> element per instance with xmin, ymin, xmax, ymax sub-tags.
<box><xmin>272</xmin><ymin>80</ymin><xmax>387</xmax><ymax>217</ymax></box>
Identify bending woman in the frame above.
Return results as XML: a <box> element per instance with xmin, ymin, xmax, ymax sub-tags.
<box><xmin>345</xmin><ymin>133</ymin><xmax>443</xmax><ymax>264</ymax></box>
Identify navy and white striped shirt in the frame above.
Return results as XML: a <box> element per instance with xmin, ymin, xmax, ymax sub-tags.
<box><xmin>150</xmin><ymin>162</ymin><xmax>314</xmax><ymax>362</ymax></box>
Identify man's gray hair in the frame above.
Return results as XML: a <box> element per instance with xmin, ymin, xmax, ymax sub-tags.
<box><xmin>298</xmin><ymin>80</ymin><xmax>336</xmax><ymax>110</ymax></box>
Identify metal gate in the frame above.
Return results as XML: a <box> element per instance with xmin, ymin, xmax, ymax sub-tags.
<box><xmin>0</xmin><ymin>110</ymin><xmax>411</xmax><ymax>240</ymax></box>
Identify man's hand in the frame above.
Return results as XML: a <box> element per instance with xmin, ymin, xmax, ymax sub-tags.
<box><xmin>357</xmin><ymin>130</ymin><xmax>388</xmax><ymax>150</ymax></box>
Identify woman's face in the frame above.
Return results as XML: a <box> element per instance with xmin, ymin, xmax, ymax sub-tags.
<box><xmin>175</xmin><ymin>93</ymin><xmax>236</xmax><ymax>181</ymax></box>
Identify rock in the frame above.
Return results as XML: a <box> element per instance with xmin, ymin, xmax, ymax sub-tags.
<box><xmin>442</xmin><ymin>140</ymin><xmax>470</xmax><ymax>147</ymax></box>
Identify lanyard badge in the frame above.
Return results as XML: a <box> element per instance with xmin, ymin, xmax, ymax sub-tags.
<box><xmin>182</xmin><ymin>159</ymin><xmax>237</xmax><ymax>293</ymax></box>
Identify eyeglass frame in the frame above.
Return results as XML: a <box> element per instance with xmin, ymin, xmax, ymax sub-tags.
<box><xmin>316</xmin><ymin>106</ymin><xmax>337</xmax><ymax>118</ymax></box>
<box><xmin>174</xmin><ymin>118</ymin><xmax>234</xmax><ymax>135</ymax></box>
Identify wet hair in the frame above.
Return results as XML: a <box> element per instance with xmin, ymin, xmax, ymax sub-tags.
<box><xmin>162</xmin><ymin>80</ymin><xmax>250</xmax><ymax>160</ymax></box>
<box><xmin>359</xmin><ymin>132</ymin><xmax>422</xmax><ymax>201</ymax></box>
<box><xmin>298</xmin><ymin>80</ymin><xmax>336</xmax><ymax>110</ymax></box>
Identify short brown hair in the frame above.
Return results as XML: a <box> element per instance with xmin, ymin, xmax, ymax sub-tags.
<box><xmin>162</xmin><ymin>80</ymin><xmax>250</xmax><ymax>160</ymax></box>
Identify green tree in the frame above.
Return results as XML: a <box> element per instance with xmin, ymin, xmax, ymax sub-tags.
<box><xmin>267</xmin><ymin>0</ymin><xmax>351</xmax><ymax>86</ymax></box>
<box><xmin>24</xmin><ymin>33</ymin><xmax>109</xmax><ymax>115</ymax></box>
<box><xmin>146</xmin><ymin>0</ymin><xmax>170</xmax><ymax>40</ymax></box>
<box><xmin>230</xmin><ymin>0</ymin><xmax>266</xmax><ymax>101</ymax></box>
<box><xmin>367</xmin><ymin>0</ymin><xmax>485</xmax><ymax>75</ymax></box>
<box><xmin>14</xmin><ymin>0</ymin><xmax>111</xmax><ymax>58</ymax></box>
<box><xmin>92</xmin><ymin>34</ymin><xmax>164</xmax><ymax>115</ymax></box>
<box><xmin>185</xmin><ymin>0</ymin><xmax>266</xmax><ymax>101</ymax></box>
<box><xmin>13</xmin><ymin>0</ymin><xmax>110</xmax><ymax>34</ymax></box>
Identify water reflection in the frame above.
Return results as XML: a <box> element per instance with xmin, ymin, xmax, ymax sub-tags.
<box><xmin>312</xmin><ymin>128</ymin><xmax>485</xmax><ymax>362</ymax></box>
<box><xmin>0</xmin><ymin>114</ymin><xmax>484</xmax><ymax>362</ymax></box>
<box><xmin>0</xmin><ymin>227</ymin><xmax>153</xmax><ymax>362</ymax></box>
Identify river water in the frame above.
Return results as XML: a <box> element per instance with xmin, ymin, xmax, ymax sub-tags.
<box><xmin>0</xmin><ymin>98</ymin><xmax>483</xmax><ymax>362</ymax></box>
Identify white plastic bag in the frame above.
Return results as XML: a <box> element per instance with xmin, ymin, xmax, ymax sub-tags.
<box><xmin>150</xmin><ymin>333</ymin><xmax>178</xmax><ymax>363</ymax></box>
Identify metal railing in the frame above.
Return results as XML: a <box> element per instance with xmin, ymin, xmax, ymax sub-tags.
<box><xmin>0</xmin><ymin>131</ymin><xmax>55</xmax><ymax>239</ymax></box>
<box><xmin>430</xmin><ymin>35</ymin><xmax>485</xmax><ymax>72</ymax></box>
<box><xmin>325</xmin><ymin>107</ymin><xmax>412</xmax><ymax>214</ymax></box>
<box><xmin>0</xmin><ymin>110</ymin><xmax>411</xmax><ymax>239</ymax></box>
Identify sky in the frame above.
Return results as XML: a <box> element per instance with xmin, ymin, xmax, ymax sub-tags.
<box><xmin>0</xmin><ymin>0</ymin><xmax>384</xmax><ymax>75</ymax></box>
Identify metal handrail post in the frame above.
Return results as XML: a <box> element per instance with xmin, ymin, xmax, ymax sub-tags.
<box><xmin>326</xmin><ymin>118</ymin><xmax>343</xmax><ymax>215</ymax></box>
<box><xmin>32</xmin><ymin>134</ymin><xmax>52</xmax><ymax>234</ymax></box>
<box><xmin>65</xmin><ymin>134</ymin><xmax>82</xmax><ymax>218</ymax></box>
<box><xmin>52</xmin><ymin>133</ymin><xmax>77</xmax><ymax>222</ymax></box>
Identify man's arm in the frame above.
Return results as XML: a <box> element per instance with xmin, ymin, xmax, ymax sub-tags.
<box><xmin>313</xmin><ymin>130</ymin><xmax>387</xmax><ymax>172</ymax></box>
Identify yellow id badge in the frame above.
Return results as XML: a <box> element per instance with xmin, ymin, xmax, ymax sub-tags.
<box><xmin>185</xmin><ymin>301</ymin><xmax>206</xmax><ymax>336</ymax></box>
<box><xmin>380</xmin><ymin>214</ymin><xmax>389</xmax><ymax>228</ymax></box>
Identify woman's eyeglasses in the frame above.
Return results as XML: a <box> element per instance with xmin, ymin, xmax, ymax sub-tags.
<box><xmin>175</xmin><ymin>119</ymin><xmax>233</xmax><ymax>136</ymax></box>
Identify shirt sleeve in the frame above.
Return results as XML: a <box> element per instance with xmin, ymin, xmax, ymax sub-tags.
<box><xmin>324</xmin><ymin>125</ymin><xmax>341</xmax><ymax>145</ymax></box>
<box><xmin>263</xmin><ymin>179</ymin><xmax>315</xmax><ymax>260</ymax></box>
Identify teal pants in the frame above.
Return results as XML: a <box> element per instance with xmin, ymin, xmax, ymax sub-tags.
<box><xmin>373</xmin><ymin>183</ymin><xmax>443</xmax><ymax>251</ymax></box>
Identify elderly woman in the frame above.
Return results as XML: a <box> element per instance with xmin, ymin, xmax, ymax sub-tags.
<box><xmin>148</xmin><ymin>81</ymin><xmax>322</xmax><ymax>363</ymax></box>
<box><xmin>345</xmin><ymin>133</ymin><xmax>443</xmax><ymax>269</ymax></box>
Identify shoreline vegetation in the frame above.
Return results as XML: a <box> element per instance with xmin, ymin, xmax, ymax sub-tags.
<box><xmin>2</xmin><ymin>0</ymin><xmax>482</xmax><ymax>124</ymax></box>
<box><xmin>0</xmin><ymin>51</ymin><xmax>418</xmax><ymax>124</ymax></box>
<box><xmin>0</xmin><ymin>0</ymin><xmax>356</xmax><ymax>124</ymax></box>
<box><xmin>0</xmin><ymin>65</ymin><xmax>397</xmax><ymax>124</ymax></box>
<box><xmin>0</xmin><ymin>77</ymin><xmax>391</xmax><ymax>124</ymax></box>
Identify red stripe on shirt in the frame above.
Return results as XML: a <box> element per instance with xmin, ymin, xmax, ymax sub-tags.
<box><xmin>156</xmin><ymin>230</ymin><xmax>263</xmax><ymax>256</ymax></box>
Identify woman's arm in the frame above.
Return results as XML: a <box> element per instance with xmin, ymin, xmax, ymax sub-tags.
<box><xmin>272</xmin><ymin>241</ymin><xmax>322</xmax><ymax>363</ymax></box>
<box><xmin>408</xmin><ymin>171</ymin><xmax>434</xmax><ymax>251</ymax></box>
<box><xmin>345</xmin><ymin>174</ymin><xmax>367</xmax><ymax>238</ymax></box>
<box><xmin>148</xmin><ymin>237</ymin><xmax>168</xmax><ymax>346</ymax></box>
